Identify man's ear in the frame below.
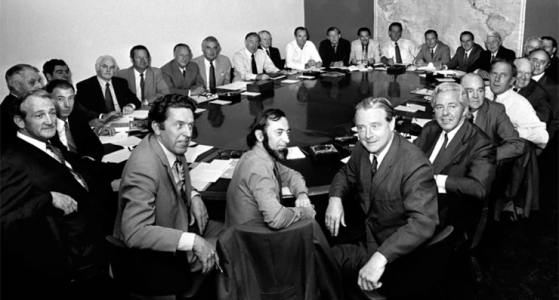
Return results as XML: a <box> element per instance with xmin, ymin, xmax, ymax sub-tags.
<box><xmin>46</xmin><ymin>73</ymin><xmax>53</xmax><ymax>82</ymax></box>
<box><xmin>151</xmin><ymin>121</ymin><xmax>161</xmax><ymax>135</ymax></box>
<box><xmin>255</xmin><ymin>129</ymin><xmax>264</xmax><ymax>142</ymax></box>
<box><xmin>389</xmin><ymin>117</ymin><xmax>396</xmax><ymax>131</ymax></box>
<box><xmin>14</xmin><ymin>115</ymin><xmax>25</xmax><ymax>129</ymax></box>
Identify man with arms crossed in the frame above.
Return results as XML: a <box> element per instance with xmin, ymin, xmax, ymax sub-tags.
<box><xmin>285</xmin><ymin>27</ymin><xmax>322</xmax><ymax>70</ymax></box>
<box><xmin>326</xmin><ymin>98</ymin><xmax>438</xmax><ymax>292</ymax></box>
<box><xmin>233</xmin><ymin>32</ymin><xmax>281</xmax><ymax>82</ymax></box>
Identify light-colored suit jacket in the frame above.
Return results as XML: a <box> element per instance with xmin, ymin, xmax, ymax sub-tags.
<box><xmin>191</xmin><ymin>55</ymin><xmax>232</xmax><ymax>89</ymax></box>
<box><xmin>160</xmin><ymin>60</ymin><xmax>205</xmax><ymax>95</ymax></box>
<box><xmin>349</xmin><ymin>39</ymin><xmax>381</xmax><ymax>64</ymax></box>
<box><xmin>113</xmin><ymin>134</ymin><xmax>192</xmax><ymax>252</ymax></box>
<box><xmin>414</xmin><ymin>41</ymin><xmax>451</xmax><ymax>68</ymax></box>
<box><xmin>116</xmin><ymin>67</ymin><xmax>170</xmax><ymax>104</ymax></box>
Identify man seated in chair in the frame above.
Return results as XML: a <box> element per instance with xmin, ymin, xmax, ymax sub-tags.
<box><xmin>225</xmin><ymin>108</ymin><xmax>316</xmax><ymax>229</ymax></box>
<box><xmin>325</xmin><ymin>97</ymin><xmax>439</xmax><ymax>293</ymax></box>
<box><xmin>414</xmin><ymin>83</ymin><xmax>496</xmax><ymax>235</ymax></box>
<box><xmin>113</xmin><ymin>94</ymin><xmax>222</xmax><ymax>295</ymax></box>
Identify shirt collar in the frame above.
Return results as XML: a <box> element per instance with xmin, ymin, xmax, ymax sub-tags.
<box><xmin>175</xmin><ymin>61</ymin><xmax>186</xmax><ymax>71</ymax></box>
<box><xmin>532</xmin><ymin>72</ymin><xmax>544</xmax><ymax>82</ymax></box>
<box><xmin>134</xmin><ymin>68</ymin><xmax>145</xmax><ymax>77</ymax></box>
<box><xmin>97</xmin><ymin>76</ymin><xmax>111</xmax><ymax>86</ymax></box>
<box><xmin>17</xmin><ymin>131</ymin><xmax>47</xmax><ymax>152</ymax></box>
<box><xmin>56</xmin><ymin>118</ymin><xmax>67</xmax><ymax>132</ymax></box>
<box><xmin>496</xmin><ymin>88</ymin><xmax>512</xmax><ymax>101</ymax></box>
<box><xmin>371</xmin><ymin>132</ymin><xmax>394</xmax><ymax>168</ymax></box>
<box><xmin>204</xmin><ymin>57</ymin><xmax>215</xmax><ymax>66</ymax></box>
<box><xmin>430</xmin><ymin>44</ymin><xmax>438</xmax><ymax>52</ymax></box>
<box><xmin>156</xmin><ymin>138</ymin><xmax>185</xmax><ymax>166</ymax></box>
<box><xmin>465</xmin><ymin>48</ymin><xmax>473</xmax><ymax>55</ymax></box>
<box><xmin>245</xmin><ymin>48</ymin><xmax>256</xmax><ymax>57</ymax></box>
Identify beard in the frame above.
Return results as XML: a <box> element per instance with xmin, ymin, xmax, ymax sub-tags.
<box><xmin>262</xmin><ymin>132</ymin><xmax>288</xmax><ymax>161</ymax></box>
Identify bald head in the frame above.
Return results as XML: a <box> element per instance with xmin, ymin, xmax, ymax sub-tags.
<box><xmin>514</xmin><ymin>58</ymin><xmax>533</xmax><ymax>89</ymax></box>
<box><xmin>461</xmin><ymin>73</ymin><xmax>486</xmax><ymax>112</ymax></box>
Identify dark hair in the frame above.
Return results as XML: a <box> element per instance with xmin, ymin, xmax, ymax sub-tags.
<box><xmin>246</xmin><ymin>108</ymin><xmax>286</xmax><ymax>148</ymax></box>
<box><xmin>5</xmin><ymin>64</ymin><xmax>39</xmax><ymax>92</ymax></box>
<box><xmin>425</xmin><ymin>29</ymin><xmax>438</xmax><ymax>39</ymax></box>
<box><xmin>245</xmin><ymin>32</ymin><xmax>260</xmax><ymax>42</ymax></box>
<box><xmin>529</xmin><ymin>48</ymin><xmax>552</xmax><ymax>62</ymax></box>
<box><xmin>388</xmin><ymin>22</ymin><xmax>402</xmax><ymax>32</ymax></box>
<box><xmin>326</xmin><ymin>26</ymin><xmax>341</xmax><ymax>35</ymax></box>
<box><xmin>541</xmin><ymin>36</ymin><xmax>557</xmax><ymax>48</ymax></box>
<box><xmin>460</xmin><ymin>31</ymin><xmax>475</xmax><ymax>41</ymax></box>
<box><xmin>491</xmin><ymin>58</ymin><xmax>518</xmax><ymax>78</ymax></box>
<box><xmin>130</xmin><ymin>45</ymin><xmax>151</xmax><ymax>59</ymax></box>
<box><xmin>45</xmin><ymin>79</ymin><xmax>74</xmax><ymax>93</ymax></box>
<box><xmin>355</xmin><ymin>97</ymin><xmax>395</xmax><ymax>123</ymax></box>
<box><xmin>148</xmin><ymin>94</ymin><xmax>197</xmax><ymax>133</ymax></box>
<box><xmin>357</xmin><ymin>27</ymin><xmax>371</xmax><ymax>36</ymax></box>
<box><xmin>173</xmin><ymin>43</ymin><xmax>190</xmax><ymax>53</ymax></box>
<box><xmin>294</xmin><ymin>26</ymin><xmax>310</xmax><ymax>39</ymax></box>
<box><xmin>11</xmin><ymin>90</ymin><xmax>52</xmax><ymax>119</ymax></box>
<box><xmin>42</xmin><ymin>59</ymin><xmax>68</xmax><ymax>78</ymax></box>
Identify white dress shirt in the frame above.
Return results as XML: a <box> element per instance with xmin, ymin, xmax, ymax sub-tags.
<box><xmin>232</xmin><ymin>48</ymin><xmax>279</xmax><ymax>81</ymax></box>
<box><xmin>56</xmin><ymin>118</ymin><xmax>69</xmax><ymax>150</ymax></box>
<box><xmin>369</xmin><ymin>132</ymin><xmax>394</xmax><ymax>168</ymax></box>
<box><xmin>285</xmin><ymin>40</ymin><xmax>322</xmax><ymax>70</ymax></box>
<box><xmin>97</xmin><ymin>76</ymin><xmax>121</xmax><ymax>112</ymax></box>
<box><xmin>380</xmin><ymin>38</ymin><xmax>416</xmax><ymax>64</ymax></box>
<box><xmin>532</xmin><ymin>72</ymin><xmax>545</xmax><ymax>82</ymax></box>
<box><xmin>429</xmin><ymin>120</ymin><xmax>465</xmax><ymax>193</ymax></box>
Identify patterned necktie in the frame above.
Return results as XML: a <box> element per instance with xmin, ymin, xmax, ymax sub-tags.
<box><xmin>432</xmin><ymin>133</ymin><xmax>449</xmax><ymax>168</ymax></box>
<box><xmin>395</xmin><ymin>42</ymin><xmax>402</xmax><ymax>63</ymax></box>
<box><xmin>463</xmin><ymin>52</ymin><xmax>468</xmax><ymax>67</ymax></box>
<box><xmin>64</xmin><ymin>121</ymin><xmax>77</xmax><ymax>153</ymax></box>
<box><xmin>371</xmin><ymin>154</ymin><xmax>378</xmax><ymax>179</ymax></box>
<box><xmin>139</xmin><ymin>73</ymin><xmax>145</xmax><ymax>103</ymax></box>
<box><xmin>273</xmin><ymin>163</ymin><xmax>283</xmax><ymax>204</ymax></box>
<box><xmin>209</xmin><ymin>61</ymin><xmax>216</xmax><ymax>91</ymax></box>
<box><xmin>46</xmin><ymin>143</ymin><xmax>89</xmax><ymax>191</ymax></box>
<box><xmin>105</xmin><ymin>83</ymin><xmax>115</xmax><ymax>112</ymax></box>
<box><xmin>251</xmin><ymin>53</ymin><xmax>258</xmax><ymax>74</ymax></box>
<box><xmin>362</xmin><ymin>44</ymin><xmax>368</xmax><ymax>61</ymax></box>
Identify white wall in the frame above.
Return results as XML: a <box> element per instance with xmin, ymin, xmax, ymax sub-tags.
<box><xmin>0</xmin><ymin>0</ymin><xmax>304</xmax><ymax>97</ymax></box>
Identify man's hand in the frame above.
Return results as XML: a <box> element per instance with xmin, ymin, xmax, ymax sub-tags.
<box><xmin>477</xmin><ymin>70</ymin><xmax>490</xmax><ymax>79</ymax></box>
<box><xmin>325</xmin><ymin>197</ymin><xmax>345</xmax><ymax>236</ymax></box>
<box><xmin>94</xmin><ymin>125</ymin><xmax>116</xmax><ymax>136</ymax></box>
<box><xmin>122</xmin><ymin>105</ymin><xmax>135</xmax><ymax>115</ymax></box>
<box><xmin>387</xmin><ymin>58</ymin><xmax>395</xmax><ymax>66</ymax></box>
<box><xmin>300</xmin><ymin>206</ymin><xmax>317</xmax><ymax>219</ymax></box>
<box><xmin>295</xmin><ymin>193</ymin><xmax>312</xmax><ymax>207</ymax></box>
<box><xmin>368</xmin><ymin>58</ymin><xmax>376</xmax><ymax>65</ymax></box>
<box><xmin>88</xmin><ymin>118</ymin><xmax>103</xmax><ymax>127</ymax></box>
<box><xmin>51</xmin><ymin>191</ymin><xmax>77</xmax><ymax>215</ymax></box>
<box><xmin>315</xmin><ymin>61</ymin><xmax>322</xmax><ymax>68</ymax></box>
<box><xmin>191</xmin><ymin>86</ymin><xmax>206</xmax><ymax>96</ymax></box>
<box><xmin>306</xmin><ymin>59</ymin><xmax>317</xmax><ymax>69</ymax></box>
<box><xmin>358</xmin><ymin>251</ymin><xmax>388</xmax><ymax>291</ymax></box>
<box><xmin>331</xmin><ymin>61</ymin><xmax>344</xmax><ymax>68</ymax></box>
<box><xmin>256</xmin><ymin>74</ymin><xmax>270</xmax><ymax>80</ymax></box>
<box><xmin>192</xmin><ymin>235</ymin><xmax>218</xmax><ymax>275</ymax></box>
<box><xmin>101</xmin><ymin>111</ymin><xmax>121</xmax><ymax>123</ymax></box>
<box><xmin>414</xmin><ymin>59</ymin><xmax>426</xmax><ymax>66</ymax></box>
<box><xmin>190</xmin><ymin>195</ymin><xmax>209</xmax><ymax>234</ymax></box>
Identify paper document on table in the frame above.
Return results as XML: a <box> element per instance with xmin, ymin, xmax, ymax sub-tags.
<box><xmin>395</xmin><ymin>105</ymin><xmax>418</xmax><ymax>113</ymax></box>
<box><xmin>269</xmin><ymin>75</ymin><xmax>286</xmax><ymax>80</ymax></box>
<box><xmin>195</xmin><ymin>108</ymin><xmax>207</xmax><ymax>114</ymax></box>
<box><xmin>191</xmin><ymin>180</ymin><xmax>211</xmax><ymax>192</ymax></box>
<box><xmin>436</xmin><ymin>78</ymin><xmax>455</xmax><ymax>82</ymax></box>
<box><xmin>287</xmin><ymin>147</ymin><xmax>306</xmax><ymax>160</ymax></box>
<box><xmin>111</xmin><ymin>136</ymin><xmax>142</xmax><ymax>147</ymax></box>
<box><xmin>341</xmin><ymin>156</ymin><xmax>350</xmax><ymax>164</ymax></box>
<box><xmin>102</xmin><ymin>148</ymin><xmax>131</xmax><ymax>163</ymax></box>
<box><xmin>220</xmin><ymin>159</ymin><xmax>239</xmax><ymax>179</ymax></box>
<box><xmin>185</xmin><ymin>144</ymin><xmax>213</xmax><ymax>163</ymax></box>
<box><xmin>297</xmin><ymin>75</ymin><xmax>315</xmax><ymax>79</ymax></box>
<box><xmin>413</xmin><ymin>118</ymin><xmax>432</xmax><ymax>127</ymax></box>
<box><xmin>99</xmin><ymin>131</ymin><xmax>128</xmax><ymax>144</ymax></box>
<box><xmin>190</xmin><ymin>94</ymin><xmax>218</xmax><ymax>104</ymax></box>
<box><xmin>205</xmin><ymin>159</ymin><xmax>232</xmax><ymax>172</ymax></box>
<box><xmin>241</xmin><ymin>91</ymin><xmax>261</xmax><ymax>96</ymax></box>
<box><xmin>281</xmin><ymin>79</ymin><xmax>300</xmax><ymax>84</ymax></box>
<box><xmin>128</xmin><ymin>110</ymin><xmax>149</xmax><ymax>119</ymax></box>
<box><xmin>218</xmin><ymin>81</ymin><xmax>249</xmax><ymax>91</ymax></box>
<box><xmin>411</xmin><ymin>88</ymin><xmax>434</xmax><ymax>96</ymax></box>
<box><xmin>190</xmin><ymin>163</ymin><xmax>224</xmax><ymax>183</ymax></box>
<box><xmin>209</xmin><ymin>100</ymin><xmax>231</xmax><ymax>105</ymax></box>
<box><xmin>408</xmin><ymin>103</ymin><xmax>426</xmax><ymax>111</ymax></box>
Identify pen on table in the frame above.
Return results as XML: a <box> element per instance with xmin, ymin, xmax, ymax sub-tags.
<box><xmin>299</xmin><ymin>148</ymin><xmax>309</xmax><ymax>156</ymax></box>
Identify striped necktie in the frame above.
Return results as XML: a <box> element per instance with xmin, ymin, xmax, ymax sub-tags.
<box><xmin>46</xmin><ymin>143</ymin><xmax>89</xmax><ymax>191</ymax></box>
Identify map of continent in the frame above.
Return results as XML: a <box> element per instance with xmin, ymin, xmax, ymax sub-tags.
<box><xmin>374</xmin><ymin>0</ymin><xmax>526</xmax><ymax>57</ymax></box>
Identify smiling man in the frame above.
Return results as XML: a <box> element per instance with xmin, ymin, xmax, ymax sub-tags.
<box><xmin>285</xmin><ymin>26</ymin><xmax>322</xmax><ymax>70</ymax></box>
<box><xmin>225</xmin><ymin>108</ymin><xmax>315</xmax><ymax>229</ymax></box>
<box><xmin>415</xmin><ymin>82</ymin><xmax>495</xmax><ymax>236</ymax></box>
<box><xmin>326</xmin><ymin>97</ymin><xmax>438</xmax><ymax>293</ymax></box>
<box><xmin>444</xmin><ymin>31</ymin><xmax>484</xmax><ymax>72</ymax></box>
<box><xmin>414</xmin><ymin>29</ymin><xmax>451</xmax><ymax>68</ymax></box>
<box><xmin>514</xmin><ymin>58</ymin><xmax>552</xmax><ymax>125</ymax></box>
<box><xmin>161</xmin><ymin>44</ymin><xmax>206</xmax><ymax>96</ymax></box>
<box><xmin>319</xmin><ymin>26</ymin><xmax>351</xmax><ymax>67</ymax></box>
<box><xmin>349</xmin><ymin>27</ymin><xmax>381</xmax><ymax>66</ymax></box>
<box><xmin>192</xmin><ymin>36</ymin><xmax>232</xmax><ymax>92</ymax></box>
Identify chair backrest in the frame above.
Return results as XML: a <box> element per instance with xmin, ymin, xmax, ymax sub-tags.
<box><xmin>427</xmin><ymin>225</ymin><xmax>454</xmax><ymax>247</ymax></box>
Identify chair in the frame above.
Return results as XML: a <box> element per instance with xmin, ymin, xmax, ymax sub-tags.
<box><xmin>106</xmin><ymin>236</ymin><xmax>206</xmax><ymax>300</ymax></box>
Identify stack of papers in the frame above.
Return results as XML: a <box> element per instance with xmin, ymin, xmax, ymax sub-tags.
<box><xmin>286</xmin><ymin>147</ymin><xmax>306</xmax><ymax>160</ymax></box>
<box><xmin>241</xmin><ymin>91</ymin><xmax>261</xmax><ymax>96</ymax></box>
<box><xmin>185</xmin><ymin>144</ymin><xmax>213</xmax><ymax>163</ymax></box>
<box><xmin>411</xmin><ymin>88</ymin><xmax>434</xmax><ymax>96</ymax></box>
<box><xmin>347</xmin><ymin>65</ymin><xmax>372</xmax><ymax>72</ymax></box>
<box><xmin>99</xmin><ymin>131</ymin><xmax>128</xmax><ymax>144</ymax></box>
<box><xmin>128</xmin><ymin>110</ymin><xmax>149</xmax><ymax>119</ymax></box>
<box><xmin>395</xmin><ymin>105</ymin><xmax>418</xmax><ymax>113</ymax></box>
<box><xmin>209</xmin><ymin>100</ymin><xmax>231</xmax><ymax>105</ymax></box>
<box><xmin>218</xmin><ymin>81</ymin><xmax>249</xmax><ymax>91</ymax></box>
<box><xmin>190</xmin><ymin>94</ymin><xmax>219</xmax><ymax>104</ymax></box>
<box><xmin>102</xmin><ymin>148</ymin><xmax>132</xmax><ymax>163</ymax></box>
<box><xmin>297</xmin><ymin>75</ymin><xmax>315</xmax><ymax>79</ymax></box>
<box><xmin>281</xmin><ymin>79</ymin><xmax>300</xmax><ymax>84</ymax></box>
<box><xmin>195</xmin><ymin>108</ymin><xmax>207</xmax><ymax>114</ymax></box>
<box><xmin>190</xmin><ymin>159</ymin><xmax>235</xmax><ymax>191</ymax></box>
<box><xmin>220</xmin><ymin>159</ymin><xmax>239</xmax><ymax>179</ymax></box>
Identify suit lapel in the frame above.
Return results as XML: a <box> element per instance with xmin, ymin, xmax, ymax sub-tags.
<box><xmin>199</xmin><ymin>59</ymin><xmax>207</xmax><ymax>86</ymax></box>
<box><xmin>474</xmin><ymin>100</ymin><xmax>489</xmax><ymax>130</ymax></box>
<box><xmin>360</xmin><ymin>147</ymin><xmax>373</xmax><ymax>213</ymax></box>
<box><xmin>369</xmin><ymin>134</ymin><xmax>398</xmax><ymax>210</ymax></box>
<box><xmin>128</xmin><ymin>68</ymin><xmax>137</xmax><ymax>92</ymax></box>
<box><xmin>433</xmin><ymin>121</ymin><xmax>469</xmax><ymax>174</ymax></box>
<box><xmin>424</xmin><ymin>126</ymin><xmax>442</xmax><ymax>157</ymax></box>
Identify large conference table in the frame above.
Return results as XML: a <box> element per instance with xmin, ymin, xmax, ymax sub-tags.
<box><xmin>188</xmin><ymin>69</ymin><xmax>437</xmax><ymax>200</ymax></box>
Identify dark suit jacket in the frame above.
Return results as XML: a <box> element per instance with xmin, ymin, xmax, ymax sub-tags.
<box><xmin>446</xmin><ymin>43</ymin><xmax>484</xmax><ymax>72</ymax></box>
<box><xmin>318</xmin><ymin>38</ymin><xmax>351</xmax><ymax>67</ymax></box>
<box><xmin>75</xmin><ymin>76</ymin><xmax>141</xmax><ymax>119</ymax></box>
<box><xmin>1</xmin><ymin>93</ymin><xmax>18</xmax><ymax>152</ymax></box>
<box><xmin>518</xmin><ymin>79</ymin><xmax>552</xmax><ymax>125</ymax></box>
<box><xmin>66</xmin><ymin>109</ymin><xmax>105</xmax><ymax>161</ymax></box>
<box><xmin>536</xmin><ymin>74</ymin><xmax>559</xmax><ymax>139</ymax></box>
<box><xmin>414</xmin><ymin>120</ymin><xmax>496</xmax><ymax>232</ymax></box>
<box><xmin>474</xmin><ymin>45</ymin><xmax>517</xmax><ymax>72</ymax></box>
<box><xmin>1</xmin><ymin>137</ymin><xmax>110</xmax><ymax>299</ymax></box>
<box><xmin>330</xmin><ymin>133</ymin><xmax>438</xmax><ymax>263</ymax></box>
<box><xmin>116</xmin><ymin>66</ymin><xmax>170</xmax><ymax>104</ymax></box>
<box><xmin>474</xmin><ymin>99</ymin><xmax>524</xmax><ymax>161</ymax></box>
<box><xmin>414</xmin><ymin>41</ymin><xmax>451</xmax><ymax>67</ymax></box>
<box><xmin>160</xmin><ymin>60</ymin><xmax>204</xmax><ymax>95</ymax></box>
<box><xmin>259</xmin><ymin>46</ymin><xmax>283</xmax><ymax>70</ymax></box>
<box><xmin>546</xmin><ymin>55</ymin><xmax>558</xmax><ymax>83</ymax></box>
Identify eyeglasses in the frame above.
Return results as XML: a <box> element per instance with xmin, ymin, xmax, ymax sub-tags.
<box><xmin>218</xmin><ymin>149</ymin><xmax>244</xmax><ymax>159</ymax></box>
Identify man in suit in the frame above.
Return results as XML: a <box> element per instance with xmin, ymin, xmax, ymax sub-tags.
<box><xmin>1</xmin><ymin>90</ymin><xmax>113</xmax><ymax>299</ymax></box>
<box><xmin>117</xmin><ymin>45</ymin><xmax>169</xmax><ymax>105</ymax></box>
<box><xmin>1</xmin><ymin>64</ymin><xmax>43</xmax><ymax>152</ymax></box>
<box><xmin>529</xmin><ymin>49</ymin><xmax>559</xmax><ymax>141</ymax></box>
<box><xmin>226</xmin><ymin>108</ymin><xmax>316</xmax><ymax>229</ymax></box>
<box><xmin>233</xmin><ymin>32</ymin><xmax>282</xmax><ymax>82</ymax></box>
<box><xmin>161</xmin><ymin>44</ymin><xmax>206</xmax><ymax>96</ymax></box>
<box><xmin>75</xmin><ymin>55</ymin><xmax>141</xmax><ymax>122</ymax></box>
<box><xmin>414</xmin><ymin>83</ymin><xmax>496</xmax><ymax>232</ymax></box>
<box><xmin>380</xmin><ymin>22</ymin><xmax>416</xmax><ymax>65</ymax></box>
<box><xmin>258</xmin><ymin>30</ymin><xmax>283</xmax><ymax>70</ymax></box>
<box><xmin>326</xmin><ymin>97</ymin><xmax>438</xmax><ymax>292</ymax></box>
<box><xmin>43</xmin><ymin>59</ymin><xmax>72</xmax><ymax>84</ymax></box>
<box><xmin>490</xmin><ymin>59</ymin><xmax>549</xmax><ymax>149</ymax></box>
<box><xmin>414</xmin><ymin>29</ymin><xmax>451</xmax><ymax>69</ymax></box>
<box><xmin>461</xmin><ymin>73</ymin><xmax>524</xmax><ymax>162</ymax></box>
<box><xmin>514</xmin><ymin>58</ymin><xmax>552</xmax><ymax>125</ymax></box>
<box><xmin>113</xmin><ymin>94</ymin><xmax>222</xmax><ymax>296</ymax></box>
<box><xmin>523</xmin><ymin>37</ymin><xmax>543</xmax><ymax>57</ymax></box>
<box><xmin>475</xmin><ymin>31</ymin><xmax>516</xmax><ymax>78</ymax></box>
<box><xmin>444</xmin><ymin>31</ymin><xmax>484</xmax><ymax>72</ymax></box>
<box><xmin>542</xmin><ymin>36</ymin><xmax>558</xmax><ymax>83</ymax></box>
<box><xmin>285</xmin><ymin>27</ymin><xmax>323</xmax><ymax>70</ymax></box>
<box><xmin>192</xmin><ymin>36</ymin><xmax>232</xmax><ymax>92</ymax></box>
<box><xmin>349</xmin><ymin>27</ymin><xmax>380</xmax><ymax>66</ymax></box>
<box><xmin>319</xmin><ymin>26</ymin><xmax>351</xmax><ymax>67</ymax></box>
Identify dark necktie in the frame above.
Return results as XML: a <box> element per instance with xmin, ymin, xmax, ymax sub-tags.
<box><xmin>490</xmin><ymin>54</ymin><xmax>495</xmax><ymax>63</ymax></box>
<box><xmin>513</xmin><ymin>87</ymin><xmax>519</xmax><ymax>92</ymax></box>
<box><xmin>104</xmin><ymin>83</ymin><xmax>115</xmax><ymax>112</ymax></box>
<box><xmin>266</xmin><ymin>49</ymin><xmax>271</xmax><ymax>57</ymax></box>
<box><xmin>273</xmin><ymin>163</ymin><xmax>283</xmax><ymax>204</ymax></box>
<box><xmin>209</xmin><ymin>61</ymin><xmax>216</xmax><ymax>91</ymax></box>
<box><xmin>64</xmin><ymin>121</ymin><xmax>77</xmax><ymax>153</ymax></box>
<box><xmin>362</xmin><ymin>44</ymin><xmax>368</xmax><ymax>61</ymax></box>
<box><xmin>139</xmin><ymin>73</ymin><xmax>145</xmax><ymax>103</ymax></box>
<box><xmin>182</xmin><ymin>69</ymin><xmax>186</xmax><ymax>78</ymax></box>
<box><xmin>332</xmin><ymin>43</ymin><xmax>337</xmax><ymax>54</ymax></box>
<box><xmin>174</xmin><ymin>159</ymin><xmax>189</xmax><ymax>207</ymax></box>
<box><xmin>432</xmin><ymin>133</ymin><xmax>449</xmax><ymax>167</ymax></box>
<box><xmin>371</xmin><ymin>154</ymin><xmax>378</xmax><ymax>180</ymax></box>
<box><xmin>251</xmin><ymin>53</ymin><xmax>258</xmax><ymax>75</ymax></box>
<box><xmin>46</xmin><ymin>143</ymin><xmax>89</xmax><ymax>191</ymax></box>
<box><xmin>463</xmin><ymin>52</ymin><xmax>468</xmax><ymax>67</ymax></box>
<box><xmin>395</xmin><ymin>42</ymin><xmax>402</xmax><ymax>63</ymax></box>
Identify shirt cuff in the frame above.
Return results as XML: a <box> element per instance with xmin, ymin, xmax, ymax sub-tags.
<box><xmin>435</xmin><ymin>174</ymin><xmax>448</xmax><ymax>194</ymax></box>
<box><xmin>177</xmin><ymin>232</ymin><xmax>196</xmax><ymax>251</ymax></box>
<box><xmin>191</xmin><ymin>190</ymin><xmax>200</xmax><ymax>200</ymax></box>
<box><xmin>99</xmin><ymin>113</ymin><xmax>104</xmax><ymax>119</ymax></box>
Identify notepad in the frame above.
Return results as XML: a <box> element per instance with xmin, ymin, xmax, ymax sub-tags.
<box><xmin>281</xmin><ymin>79</ymin><xmax>300</xmax><ymax>84</ymax></box>
<box><xmin>185</xmin><ymin>144</ymin><xmax>213</xmax><ymax>163</ymax></box>
<box><xmin>102</xmin><ymin>148</ymin><xmax>132</xmax><ymax>163</ymax></box>
<box><xmin>99</xmin><ymin>131</ymin><xmax>128</xmax><ymax>144</ymax></box>
<box><xmin>241</xmin><ymin>91</ymin><xmax>261</xmax><ymax>96</ymax></box>
<box><xmin>209</xmin><ymin>100</ymin><xmax>231</xmax><ymax>105</ymax></box>
<box><xmin>286</xmin><ymin>147</ymin><xmax>306</xmax><ymax>160</ymax></box>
